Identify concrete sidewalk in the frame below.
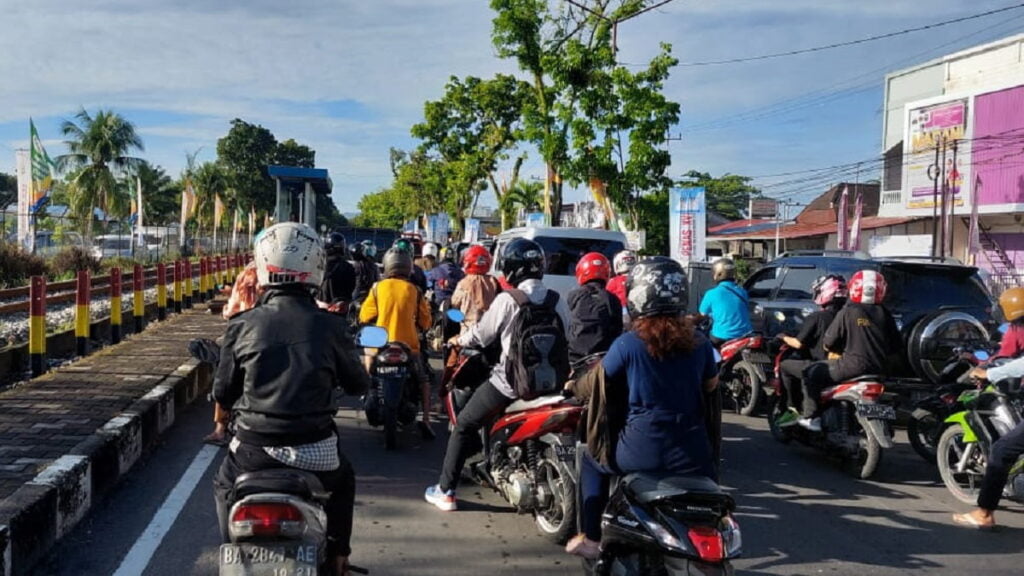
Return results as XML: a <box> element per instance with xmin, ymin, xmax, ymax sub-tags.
<box><xmin>0</xmin><ymin>305</ymin><xmax>226</xmax><ymax>576</ymax></box>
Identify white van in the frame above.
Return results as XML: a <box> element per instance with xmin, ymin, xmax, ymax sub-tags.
<box><xmin>492</xmin><ymin>227</ymin><xmax>628</xmax><ymax>299</ymax></box>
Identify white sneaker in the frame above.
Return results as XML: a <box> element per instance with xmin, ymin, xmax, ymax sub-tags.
<box><xmin>798</xmin><ymin>417</ymin><xmax>822</xmax><ymax>432</ymax></box>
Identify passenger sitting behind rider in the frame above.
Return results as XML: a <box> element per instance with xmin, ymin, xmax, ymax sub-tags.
<box><xmin>359</xmin><ymin>248</ymin><xmax>435</xmax><ymax>438</ymax></box>
<box><xmin>567</xmin><ymin>252</ymin><xmax>623</xmax><ymax>363</ymax></box>
<box><xmin>774</xmin><ymin>275</ymin><xmax>847</xmax><ymax>428</ymax></box>
<box><xmin>450</xmin><ymin>245</ymin><xmax>502</xmax><ymax>335</ymax></box>
<box><xmin>212</xmin><ymin>223</ymin><xmax>369</xmax><ymax>576</ymax></box>
<box><xmin>698</xmin><ymin>258</ymin><xmax>753</xmax><ymax>347</ymax></box>
<box><xmin>566</xmin><ymin>257</ymin><xmax>719</xmax><ymax>560</ymax></box>
<box><xmin>800</xmin><ymin>270</ymin><xmax>901</xmax><ymax>431</ymax></box>
<box><xmin>996</xmin><ymin>287</ymin><xmax>1024</xmax><ymax>358</ymax></box>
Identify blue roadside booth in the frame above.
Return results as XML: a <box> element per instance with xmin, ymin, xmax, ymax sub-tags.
<box><xmin>268</xmin><ymin>165</ymin><xmax>332</xmax><ymax>230</ymax></box>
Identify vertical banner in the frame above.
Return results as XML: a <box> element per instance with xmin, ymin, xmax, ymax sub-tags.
<box><xmin>16</xmin><ymin>149</ymin><xmax>31</xmax><ymax>251</ymax></box>
<box><xmin>849</xmin><ymin>190</ymin><xmax>863</xmax><ymax>251</ymax></box>
<box><xmin>463</xmin><ymin>218</ymin><xmax>480</xmax><ymax>243</ymax></box>
<box><xmin>669</xmin><ymin>187</ymin><xmax>706</xmax><ymax>265</ymax></box>
<box><xmin>134</xmin><ymin>176</ymin><xmax>144</xmax><ymax>248</ymax></box>
<box><xmin>29</xmin><ymin>119</ymin><xmax>55</xmax><ymax>214</ymax></box>
<box><xmin>836</xmin><ymin>186</ymin><xmax>849</xmax><ymax>250</ymax></box>
<box><xmin>966</xmin><ymin>175</ymin><xmax>981</xmax><ymax>264</ymax></box>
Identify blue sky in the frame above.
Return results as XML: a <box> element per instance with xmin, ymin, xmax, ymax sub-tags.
<box><xmin>2</xmin><ymin>0</ymin><xmax>1022</xmax><ymax>213</ymax></box>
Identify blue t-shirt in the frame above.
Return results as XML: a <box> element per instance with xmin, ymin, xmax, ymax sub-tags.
<box><xmin>602</xmin><ymin>331</ymin><xmax>718</xmax><ymax>477</ymax></box>
<box><xmin>699</xmin><ymin>281</ymin><xmax>753</xmax><ymax>340</ymax></box>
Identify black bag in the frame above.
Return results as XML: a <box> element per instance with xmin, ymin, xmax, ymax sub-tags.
<box><xmin>505</xmin><ymin>289</ymin><xmax>570</xmax><ymax>400</ymax></box>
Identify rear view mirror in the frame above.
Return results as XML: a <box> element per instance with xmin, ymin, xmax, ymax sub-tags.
<box><xmin>446</xmin><ymin>309</ymin><xmax>466</xmax><ymax>323</ymax></box>
<box><xmin>999</xmin><ymin>323</ymin><xmax>1009</xmax><ymax>334</ymax></box>
<box><xmin>357</xmin><ymin>326</ymin><xmax>389</xmax><ymax>348</ymax></box>
<box><xmin>974</xmin><ymin>350</ymin><xmax>990</xmax><ymax>362</ymax></box>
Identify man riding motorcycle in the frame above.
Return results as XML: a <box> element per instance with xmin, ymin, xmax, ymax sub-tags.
<box><xmin>800</xmin><ymin>270</ymin><xmax>901</xmax><ymax>431</ymax></box>
<box><xmin>427</xmin><ymin>247</ymin><xmax>465</xmax><ymax>306</ymax></box>
<box><xmin>359</xmin><ymin>248</ymin><xmax>435</xmax><ymax>438</ymax></box>
<box><xmin>698</xmin><ymin>258</ymin><xmax>753</xmax><ymax>347</ymax></box>
<box><xmin>567</xmin><ymin>252</ymin><xmax>623</xmax><ymax>363</ymax></box>
<box><xmin>319</xmin><ymin>232</ymin><xmax>356</xmax><ymax>309</ymax></box>
<box><xmin>212</xmin><ymin>222</ymin><xmax>369</xmax><ymax>576</ymax></box>
<box><xmin>393</xmin><ymin>238</ymin><xmax>429</xmax><ymax>293</ymax></box>
<box><xmin>350</xmin><ymin>240</ymin><xmax>380</xmax><ymax>305</ymax></box>
<box><xmin>606</xmin><ymin>249</ymin><xmax>637</xmax><ymax>307</ymax></box>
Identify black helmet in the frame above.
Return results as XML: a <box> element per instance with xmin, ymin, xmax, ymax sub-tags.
<box><xmin>501</xmin><ymin>238</ymin><xmax>545</xmax><ymax>287</ymax></box>
<box><xmin>383</xmin><ymin>248</ymin><xmax>413</xmax><ymax>278</ymax></box>
<box><xmin>325</xmin><ymin>232</ymin><xmax>347</xmax><ymax>256</ymax></box>
<box><xmin>349</xmin><ymin>242</ymin><xmax>364</xmax><ymax>258</ymax></box>
<box><xmin>626</xmin><ymin>256</ymin><xmax>689</xmax><ymax>319</ymax></box>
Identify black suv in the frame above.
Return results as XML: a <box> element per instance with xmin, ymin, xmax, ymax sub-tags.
<box><xmin>743</xmin><ymin>251</ymin><xmax>999</xmax><ymax>386</ymax></box>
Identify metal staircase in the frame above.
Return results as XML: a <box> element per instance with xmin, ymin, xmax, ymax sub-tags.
<box><xmin>979</xmin><ymin>227</ymin><xmax>1016</xmax><ymax>276</ymax></box>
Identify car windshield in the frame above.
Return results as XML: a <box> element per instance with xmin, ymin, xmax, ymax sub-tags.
<box><xmin>101</xmin><ymin>239</ymin><xmax>132</xmax><ymax>250</ymax></box>
<box><xmin>531</xmin><ymin>236</ymin><xmax>625</xmax><ymax>276</ymax></box>
<box><xmin>882</xmin><ymin>265</ymin><xmax>991</xmax><ymax>310</ymax></box>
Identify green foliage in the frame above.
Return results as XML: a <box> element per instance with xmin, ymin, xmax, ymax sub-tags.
<box><xmin>274</xmin><ymin>139</ymin><xmax>316</xmax><ymax>168</ymax></box>
<box><xmin>49</xmin><ymin>246</ymin><xmax>101</xmax><ymax>275</ymax></box>
<box><xmin>317</xmin><ymin>195</ymin><xmax>349</xmax><ymax>231</ymax></box>
<box><xmin>636</xmin><ymin>187</ymin><xmax>669</xmax><ymax>256</ymax></box>
<box><xmin>192</xmin><ymin>162</ymin><xmax>228</xmax><ymax>230</ymax></box>
<box><xmin>216</xmin><ymin>119</ymin><xmax>278</xmax><ymax>214</ymax></box>
<box><xmin>0</xmin><ymin>171</ymin><xmax>16</xmax><ymax>210</ymax></box>
<box><xmin>56</xmin><ymin>108</ymin><xmax>145</xmax><ymax>237</ymax></box>
<box><xmin>353</xmin><ymin>188</ymin><xmax>408</xmax><ymax>229</ymax></box>
<box><xmin>136</xmin><ymin>162</ymin><xmax>180</xmax><ymax>226</ymax></box>
<box><xmin>0</xmin><ymin>243</ymin><xmax>48</xmax><ymax>288</ymax></box>
<box><xmin>678</xmin><ymin>170</ymin><xmax>761</xmax><ymax>221</ymax></box>
<box><xmin>499</xmin><ymin>179</ymin><xmax>543</xmax><ymax>226</ymax></box>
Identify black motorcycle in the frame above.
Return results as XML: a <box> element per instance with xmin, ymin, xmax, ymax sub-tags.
<box><xmin>359</xmin><ymin>326</ymin><xmax>421</xmax><ymax>450</ymax></box>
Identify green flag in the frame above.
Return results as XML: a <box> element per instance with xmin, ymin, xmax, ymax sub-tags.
<box><xmin>29</xmin><ymin>119</ymin><xmax>56</xmax><ymax>213</ymax></box>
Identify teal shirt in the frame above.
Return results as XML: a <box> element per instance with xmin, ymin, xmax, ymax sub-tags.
<box><xmin>698</xmin><ymin>281</ymin><xmax>753</xmax><ymax>340</ymax></box>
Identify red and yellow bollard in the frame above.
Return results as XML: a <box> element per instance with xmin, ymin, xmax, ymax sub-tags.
<box><xmin>29</xmin><ymin>276</ymin><xmax>46</xmax><ymax>377</ymax></box>
<box><xmin>184</xmin><ymin>258</ymin><xmax>194</xmax><ymax>309</ymax></box>
<box><xmin>133</xmin><ymin>264</ymin><xmax>145</xmax><ymax>332</ymax></box>
<box><xmin>206</xmin><ymin>257</ymin><xmax>215</xmax><ymax>300</ymax></box>
<box><xmin>75</xmin><ymin>270</ymin><xmax>90</xmax><ymax>356</ymax></box>
<box><xmin>110</xmin><ymin>267</ymin><xmax>123</xmax><ymax>344</ymax></box>
<box><xmin>157</xmin><ymin>263</ymin><xmax>168</xmax><ymax>320</ymax></box>
<box><xmin>173</xmin><ymin>260</ymin><xmax>183</xmax><ymax>314</ymax></box>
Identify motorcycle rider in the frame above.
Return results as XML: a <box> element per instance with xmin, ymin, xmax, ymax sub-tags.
<box><xmin>425</xmin><ymin>238</ymin><xmax>570</xmax><ymax>511</ymax></box>
<box><xmin>800</xmin><ymin>270</ymin><xmax>901</xmax><ymax>431</ymax></box>
<box><xmin>416</xmin><ymin>242</ymin><xmax>439</xmax><ymax>272</ymax></box>
<box><xmin>359</xmin><ymin>248</ymin><xmax>435</xmax><ymax>438</ymax></box>
<box><xmin>350</xmin><ymin>240</ymin><xmax>380</xmax><ymax>305</ymax></box>
<box><xmin>567</xmin><ymin>252</ymin><xmax>623</xmax><ymax>363</ymax></box>
<box><xmin>606</xmin><ymin>249</ymin><xmax>637</xmax><ymax>307</ymax></box>
<box><xmin>450</xmin><ymin>244</ymin><xmax>502</xmax><ymax>335</ymax></box>
<box><xmin>566</xmin><ymin>257</ymin><xmax>719</xmax><ymax>559</ymax></box>
<box><xmin>212</xmin><ymin>223</ymin><xmax>369</xmax><ymax>576</ymax></box>
<box><xmin>996</xmin><ymin>287</ymin><xmax>1024</xmax><ymax>358</ymax></box>
<box><xmin>393</xmin><ymin>238</ymin><xmax>429</xmax><ymax>293</ymax></box>
<box><xmin>319</xmin><ymin>232</ymin><xmax>356</xmax><ymax>309</ymax></box>
<box><xmin>774</xmin><ymin>275</ymin><xmax>847</xmax><ymax>427</ymax></box>
<box><xmin>427</xmin><ymin>246</ymin><xmax>465</xmax><ymax>306</ymax></box>
<box><xmin>698</xmin><ymin>258</ymin><xmax>753</xmax><ymax>347</ymax></box>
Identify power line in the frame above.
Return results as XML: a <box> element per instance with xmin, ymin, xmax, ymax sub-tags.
<box><xmin>676</xmin><ymin>3</ymin><xmax>1024</xmax><ymax>67</ymax></box>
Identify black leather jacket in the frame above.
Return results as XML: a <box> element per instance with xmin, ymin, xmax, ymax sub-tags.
<box><xmin>213</xmin><ymin>289</ymin><xmax>369</xmax><ymax>446</ymax></box>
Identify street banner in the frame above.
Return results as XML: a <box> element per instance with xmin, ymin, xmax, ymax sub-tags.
<box><xmin>133</xmin><ymin>176</ymin><xmax>144</xmax><ymax>248</ymax></box>
<box><xmin>624</xmin><ymin>229</ymin><xmax>646</xmax><ymax>251</ymax></box>
<box><xmin>836</xmin><ymin>186</ymin><xmax>848</xmax><ymax>250</ymax></box>
<box><xmin>525</xmin><ymin>212</ymin><xmax>546</xmax><ymax>228</ymax></box>
<box><xmin>180</xmin><ymin>179</ymin><xmax>196</xmax><ymax>248</ymax></box>
<box><xmin>29</xmin><ymin>119</ymin><xmax>55</xmax><ymax>214</ymax></box>
<box><xmin>248</xmin><ymin>206</ymin><xmax>256</xmax><ymax>245</ymax></box>
<box><xmin>669</xmin><ymin>187</ymin><xmax>706</xmax><ymax>264</ymax></box>
<box><xmin>849</xmin><ymin>189</ymin><xmax>863</xmax><ymax>251</ymax></box>
<box><xmin>16</xmin><ymin>149</ymin><xmax>31</xmax><ymax>251</ymax></box>
<box><xmin>905</xmin><ymin>99</ymin><xmax>969</xmax><ymax>210</ymax></box>
<box><xmin>967</xmin><ymin>174</ymin><xmax>981</xmax><ymax>264</ymax></box>
<box><xmin>463</xmin><ymin>218</ymin><xmax>480</xmax><ymax>243</ymax></box>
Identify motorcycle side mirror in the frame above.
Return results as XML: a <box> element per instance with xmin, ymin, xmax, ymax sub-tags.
<box><xmin>999</xmin><ymin>323</ymin><xmax>1009</xmax><ymax>334</ymax></box>
<box><xmin>357</xmin><ymin>326</ymin><xmax>389</xmax><ymax>348</ymax></box>
<box><xmin>974</xmin><ymin>350</ymin><xmax>990</xmax><ymax>362</ymax></box>
<box><xmin>713</xmin><ymin>348</ymin><xmax>722</xmax><ymax>364</ymax></box>
<box><xmin>446</xmin><ymin>309</ymin><xmax>466</xmax><ymax>323</ymax></box>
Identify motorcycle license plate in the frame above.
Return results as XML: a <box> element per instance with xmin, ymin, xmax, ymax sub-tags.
<box><xmin>376</xmin><ymin>366</ymin><xmax>406</xmax><ymax>376</ymax></box>
<box><xmin>553</xmin><ymin>443</ymin><xmax>576</xmax><ymax>463</ymax></box>
<box><xmin>857</xmin><ymin>403</ymin><xmax>896</xmax><ymax>421</ymax></box>
<box><xmin>219</xmin><ymin>543</ymin><xmax>319</xmax><ymax>576</ymax></box>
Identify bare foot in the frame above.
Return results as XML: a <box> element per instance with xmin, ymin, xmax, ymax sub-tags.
<box><xmin>952</xmin><ymin>509</ymin><xmax>996</xmax><ymax>530</ymax></box>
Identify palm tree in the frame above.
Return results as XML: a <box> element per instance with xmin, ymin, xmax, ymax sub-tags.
<box><xmin>500</xmin><ymin>179</ymin><xmax>543</xmax><ymax>228</ymax></box>
<box><xmin>56</xmin><ymin>108</ymin><xmax>144</xmax><ymax>238</ymax></box>
<box><xmin>192</xmin><ymin>161</ymin><xmax>228</xmax><ymax>232</ymax></box>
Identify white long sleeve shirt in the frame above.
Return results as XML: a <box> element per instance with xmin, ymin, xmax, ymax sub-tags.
<box><xmin>986</xmin><ymin>356</ymin><xmax>1024</xmax><ymax>383</ymax></box>
<box><xmin>456</xmin><ymin>278</ymin><xmax>571</xmax><ymax>398</ymax></box>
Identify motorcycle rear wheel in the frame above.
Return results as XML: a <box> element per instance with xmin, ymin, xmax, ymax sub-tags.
<box><xmin>907</xmin><ymin>414</ymin><xmax>941</xmax><ymax>465</ymax></box>
<box><xmin>728</xmin><ymin>360</ymin><xmax>763</xmax><ymax>417</ymax></box>
<box><xmin>937</xmin><ymin>424</ymin><xmax>987</xmax><ymax>505</ymax></box>
<box><xmin>534</xmin><ymin>448</ymin><xmax>576</xmax><ymax>544</ymax></box>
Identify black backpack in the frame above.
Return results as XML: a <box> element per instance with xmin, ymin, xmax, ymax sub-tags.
<box><xmin>505</xmin><ymin>288</ymin><xmax>570</xmax><ymax>400</ymax></box>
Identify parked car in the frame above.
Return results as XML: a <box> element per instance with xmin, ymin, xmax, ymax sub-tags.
<box><xmin>742</xmin><ymin>250</ymin><xmax>999</xmax><ymax>387</ymax></box>
<box><xmin>491</xmin><ymin>227</ymin><xmax>627</xmax><ymax>298</ymax></box>
<box><xmin>92</xmin><ymin>235</ymin><xmax>140</xmax><ymax>259</ymax></box>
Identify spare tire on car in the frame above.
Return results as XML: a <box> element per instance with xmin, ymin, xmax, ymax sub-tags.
<box><xmin>906</xmin><ymin>311</ymin><xmax>990</xmax><ymax>384</ymax></box>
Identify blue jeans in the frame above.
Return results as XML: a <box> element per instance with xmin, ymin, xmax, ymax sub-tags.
<box><xmin>579</xmin><ymin>449</ymin><xmax>615</xmax><ymax>541</ymax></box>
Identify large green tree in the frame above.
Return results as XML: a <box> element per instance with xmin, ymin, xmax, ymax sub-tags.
<box><xmin>135</xmin><ymin>162</ymin><xmax>180</xmax><ymax>226</ymax></box>
<box><xmin>677</xmin><ymin>170</ymin><xmax>761</xmax><ymax>221</ymax></box>
<box><xmin>56</xmin><ymin>108</ymin><xmax>144</xmax><ymax>237</ymax></box>
<box><xmin>216</xmin><ymin>119</ymin><xmax>278</xmax><ymax>214</ymax></box>
<box><xmin>274</xmin><ymin>138</ymin><xmax>316</xmax><ymax>168</ymax></box>
<box><xmin>353</xmin><ymin>187</ymin><xmax>409</xmax><ymax>229</ymax></box>
<box><xmin>192</xmin><ymin>161</ymin><xmax>228</xmax><ymax>232</ymax></box>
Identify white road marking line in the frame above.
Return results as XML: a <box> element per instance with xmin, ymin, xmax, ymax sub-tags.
<box><xmin>112</xmin><ymin>444</ymin><xmax>221</xmax><ymax>576</ymax></box>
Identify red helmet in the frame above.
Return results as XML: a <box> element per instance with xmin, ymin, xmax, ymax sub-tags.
<box><xmin>462</xmin><ymin>245</ymin><xmax>492</xmax><ymax>275</ymax></box>
<box><xmin>848</xmin><ymin>270</ymin><xmax>887</xmax><ymax>304</ymax></box>
<box><xmin>575</xmin><ymin>252</ymin><xmax>611</xmax><ymax>285</ymax></box>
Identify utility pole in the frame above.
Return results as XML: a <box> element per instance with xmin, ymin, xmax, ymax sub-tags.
<box><xmin>938</xmin><ymin>137</ymin><xmax>948</xmax><ymax>259</ymax></box>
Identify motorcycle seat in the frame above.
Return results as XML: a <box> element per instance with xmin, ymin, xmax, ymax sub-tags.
<box><xmin>506</xmin><ymin>394</ymin><xmax>565</xmax><ymax>413</ymax></box>
<box><xmin>842</xmin><ymin>375</ymin><xmax>883</xmax><ymax>383</ymax></box>
<box><xmin>622</xmin><ymin>472</ymin><xmax>734</xmax><ymax>508</ymax></box>
<box><xmin>233</xmin><ymin>469</ymin><xmax>328</xmax><ymax>501</ymax></box>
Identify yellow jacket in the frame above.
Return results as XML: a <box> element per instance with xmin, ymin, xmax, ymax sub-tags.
<box><xmin>359</xmin><ymin>278</ymin><xmax>431</xmax><ymax>353</ymax></box>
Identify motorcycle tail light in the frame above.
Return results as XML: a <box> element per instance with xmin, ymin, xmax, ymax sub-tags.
<box><xmin>687</xmin><ymin>525</ymin><xmax>725</xmax><ymax>563</ymax></box>
<box><xmin>720</xmin><ymin>515</ymin><xmax>742</xmax><ymax>558</ymax></box>
<box><xmin>231</xmin><ymin>502</ymin><xmax>304</xmax><ymax>538</ymax></box>
<box><xmin>861</xmin><ymin>383</ymin><xmax>884</xmax><ymax>401</ymax></box>
<box><xmin>378</xmin><ymin>346</ymin><xmax>408</xmax><ymax>365</ymax></box>
<box><xmin>941</xmin><ymin>393</ymin><xmax>958</xmax><ymax>405</ymax></box>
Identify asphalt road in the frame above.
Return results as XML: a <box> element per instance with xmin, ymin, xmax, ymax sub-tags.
<box><xmin>41</xmin><ymin>393</ymin><xmax>1024</xmax><ymax>576</ymax></box>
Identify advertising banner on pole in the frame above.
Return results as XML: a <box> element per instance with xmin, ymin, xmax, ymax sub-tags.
<box><xmin>669</xmin><ymin>187</ymin><xmax>706</xmax><ymax>264</ymax></box>
<box><xmin>16</xmin><ymin>150</ymin><xmax>31</xmax><ymax>251</ymax></box>
<box><xmin>463</xmin><ymin>218</ymin><xmax>480</xmax><ymax>243</ymax></box>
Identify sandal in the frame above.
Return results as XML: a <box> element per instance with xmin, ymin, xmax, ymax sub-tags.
<box><xmin>203</xmin><ymin>432</ymin><xmax>228</xmax><ymax>447</ymax></box>
<box><xmin>952</xmin><ymin>512</ymin><xmax>995</xmax><ymax>531</ymax></box>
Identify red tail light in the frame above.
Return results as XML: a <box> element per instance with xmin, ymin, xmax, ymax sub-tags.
<box><xmin>941</xmin><ymin>393</ymin><xmax>958</xmax><ymax>405</ymax></box>
<box><xmin>861</xmin><ymin>383</ymin><xmax>884</xmax><ymax>401</ymax></box>
<box><xmin>378</xmin><ymin>346</ymin><xmax>408</xmax><ymax>365</ymax></box>
<box><xmin>688</xmin><ymin>525</ymin><xmax>724</xmax><ymax>562</ymax></box>
<box><xmin>231</xmin><ymin>502</ymin><xmax>304</xmax><ymax>537</ymax></box>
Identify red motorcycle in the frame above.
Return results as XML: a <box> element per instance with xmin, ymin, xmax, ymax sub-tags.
<box><xmin>765</xmin><ymin>341</ymin><xmax>897</xmax><ymax>479</ymax></box>
<box><xmin>718</xmin><ymin>333</ymin><xmax>771</xmax><ymax>416</ymax></box>
<box><xmin>442</xmin><ymin>342</ymin><xmax>583</xmax><ymax>544</ymax></box>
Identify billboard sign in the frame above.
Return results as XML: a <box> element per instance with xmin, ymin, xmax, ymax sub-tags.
<box><xmin>905</xmin><ymin>99</ymin><xmax>970</xmax><ymax>210</ymax></box>
<box><xmin>669</xmin><ymin>187</ymin><xmax>706</xmax><ymax>265</ymax></box>
<box><xmin>749</xmin><ymin>198</ymin><xmax>778</xmax><ymax>219</ymax></box>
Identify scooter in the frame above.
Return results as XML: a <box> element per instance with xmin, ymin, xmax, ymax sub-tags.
<box><xmin>937</xmin><ymin>364</ymin><xmax>1024</xmax><ymax>505</ymax></box>
<box><xmin>718</xmin><ymin>332</ymin><xmax>770</xmax><ymax>416</ymax></box>
<box><xmin>360</xmin><ymin>326</ymin><xmax>421</xmax><ymax>450</ymax></box>
<box><xmin>442</xmin><ymin>311</ymin><xmax>583</xmax><ymax>543</ymax></box>
<box><xmin>765</xmin><ymin>344</ymin><xmax>896</xmax><ymax>479</ymax></box>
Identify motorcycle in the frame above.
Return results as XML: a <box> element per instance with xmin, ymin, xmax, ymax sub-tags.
<box><xmin>360</xmin><ymin>325</ymin><xmax>421</xmax><ymax>450</ymax></box>
<box><xmin>442</xmin><ymin>311</ymin><xmax>583</xmax><ymax>543</ymax></box>
<box><xmin>906</xmin><ymin>346</ymin><xmax>991</xmax><ymax>464</ymax></box>
<box><xmin>765</xmin><ymin>342</ymin><xmax>897</xmax><ymax>479</ymax></box>
<box><xmin>581</xmin><ymin>473</ymin><xmax>742</xmax><ymax>576</ymax></box>
<box><xmin>718</xmin><ymin>332</ymin><xmax>771</xmax><ymax>416</ymax></box>
<box><xmin>936</xmin><ymin>364</ymin><xmax>1024</xmax><ymax>505</ymax></box>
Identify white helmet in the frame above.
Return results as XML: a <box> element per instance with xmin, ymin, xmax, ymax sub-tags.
<box><xmin>254</xmin><ymin>222</ymin><xmax>325</xmax><ymax>288</ymax></box>
<box><xmin>423</xmin><ymin>242</ymin><xmax>439</xmax><ymax>259</ymax></box>
<box><xmin>613</xmin><ymin>250</ymin><xmax>638</xmax><ymax>275</ymax></box>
